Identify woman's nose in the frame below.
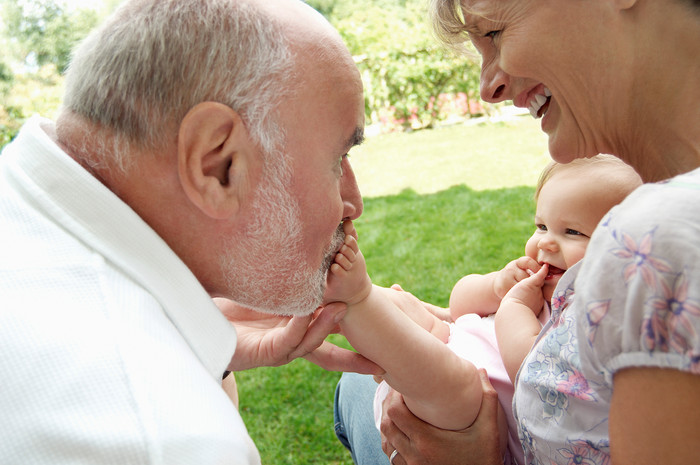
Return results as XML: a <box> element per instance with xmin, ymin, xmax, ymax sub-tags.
<box><xmin>480</xmin><ymin>61</ymin><xmax>510</xmax><ymax>103</ymax></box>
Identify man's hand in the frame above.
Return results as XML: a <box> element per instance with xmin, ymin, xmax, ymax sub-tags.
<box><xmin>216</xmin><ymin>298</ymin><xmax>381</xmax><ymax>374</ymax></box>
<box><xmin>379</xmin><ymin>369</ymin><xmax>502</xmax><ymax>465</ymax></box>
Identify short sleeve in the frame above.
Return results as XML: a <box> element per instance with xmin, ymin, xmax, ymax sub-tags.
<box><xmin>576</xmin><ymin>173</ymin><xmax>700</xmax><ymax>392</ymax></box>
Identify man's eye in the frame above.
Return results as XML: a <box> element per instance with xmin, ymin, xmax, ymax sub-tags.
<box><xmin>338</xmin><ymin>154</ymin><xmax>349</xmax><ymax>175</ymax></box>
<box><xmin>485</xmin><ymin>30</ymin><xmax>500</xmax><ymax>39</ymax></box>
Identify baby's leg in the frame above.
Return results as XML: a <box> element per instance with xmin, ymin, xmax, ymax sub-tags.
<box><xmin>378</xmin><ymin>286</ymin><xmax>450</xmax><ymax>343</ymax></box>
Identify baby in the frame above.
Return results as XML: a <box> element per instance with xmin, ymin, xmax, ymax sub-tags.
<box><xmin>326</xmin><ymin>154</ymin><xmax>642</xmax><ymax>463</ymax></box>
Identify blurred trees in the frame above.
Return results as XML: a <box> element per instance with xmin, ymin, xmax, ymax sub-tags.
<box><xmin>0</xmin><ymin>0</ymin><xmax>101</xmax><ymax>146</ymax></box>
<box><xmin>2</xmin><ymin>0</ymin><xmax>98</xmax><ymax>73</ymax></box>
<box><xmin>317</xmin><ymin>0</ymin><xmax>487</xmax><ymax>132</ymax></box>
<box><xmin>1</xmin><ymin>0</ymin><xmax>486</xmax><ymax>149</ymax></box>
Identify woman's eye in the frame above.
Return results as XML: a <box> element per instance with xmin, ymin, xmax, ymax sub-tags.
<box><xmin>485</xmin><ymin>30</ymin><xmax>500</xmax><ymax>39</ymax></box>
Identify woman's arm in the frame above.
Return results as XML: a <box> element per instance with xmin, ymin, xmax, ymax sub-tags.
<box><xmin>610</xmin><ymin>367</ymin><xmax>700</xmax><ymax>464</ymax></box>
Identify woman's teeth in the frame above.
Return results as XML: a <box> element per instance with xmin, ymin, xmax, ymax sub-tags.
<box><xmin>528</xmin><ymin>87</ymin><xmax>552</xmax><ymax>119</ymax></box>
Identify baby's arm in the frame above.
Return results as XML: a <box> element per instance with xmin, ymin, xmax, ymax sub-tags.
<box><xmin>329</xmin><ymin>224</ymin><xmax>482</xmax><ymax>430</ymax></box>
<box><xmin>449</xmin><ymin>256</ymin><xmax>541</xmax><ymax>321</ymax></box>
<box><xmin>494</xmin><ymin>264</ymin><xmax>548</xmax><ymax>383</ymax></box>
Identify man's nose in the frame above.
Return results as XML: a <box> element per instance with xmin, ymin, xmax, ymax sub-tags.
<box><xmin>340</xmin><ymin>160</ymin><xmax>363</xmax><ymax>221</ymax></box>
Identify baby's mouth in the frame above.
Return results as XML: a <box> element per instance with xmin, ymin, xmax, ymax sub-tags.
<box><xmin>545</xmin><ymin>264</ymin><xmax>565</xmax><ymax>280</ymax></box>
<box><xmin>529</xmin><ymin>87</ymin><xmax>552</xmax><ymax>119</ymax></box>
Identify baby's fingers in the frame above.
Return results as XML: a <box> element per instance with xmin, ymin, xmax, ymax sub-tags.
<box><xmin>526</xmin><ymin>263</ymin><xmax>549</xmax><ymax>284</ymax></box>
<box><xmin>515</xmin><ymin>256</ymin><xmax>541</xmax><ymax>273</ymax></box>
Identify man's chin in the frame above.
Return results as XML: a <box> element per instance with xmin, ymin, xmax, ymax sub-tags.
<box><xmin>235</xmin><ymin>287</ymin><xmax>324</xmax><ymax>317</ymax></box>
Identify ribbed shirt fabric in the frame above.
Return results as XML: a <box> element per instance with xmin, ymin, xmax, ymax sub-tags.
<box><xmin>0</xmin><ymin>116</ymin><xmax>260</xmax><ymax>464</ymax></box>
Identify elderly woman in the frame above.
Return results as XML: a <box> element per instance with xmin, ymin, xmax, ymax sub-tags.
<box><xmin>334</xmin><ymin>0</ymin><xmax>700</xmax><ymax>464</ymax></box>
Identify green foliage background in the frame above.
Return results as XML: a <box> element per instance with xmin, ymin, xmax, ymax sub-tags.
<box><xmin>324</xmin><ymin>0</ymin><xmax>485</xmax><ymax>129</ymax></box>
<box><xmin>0</xmin><ymin>0</ymin><xmax>483</xmax><ymax>148</ymax></box>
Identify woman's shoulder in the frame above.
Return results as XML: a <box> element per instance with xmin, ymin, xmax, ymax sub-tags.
<box><xmin>630</xmin><ymin>166</ymin><xmax>700</xmax><ymax>202</ymax></box>
<box><xmin>575</xmin><ymin>167</ymin><xmax>700</xmax><ymax>387</ymax></box>
<box><xmin>603</xmin><ymin>166</ymin><xmax>700</xmax><ymax>234</ymax></box>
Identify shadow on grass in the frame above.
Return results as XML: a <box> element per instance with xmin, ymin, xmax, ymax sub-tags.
<box><xmin>236</xmin><ymin>183</ymin><xmax>535</xmax><ymax>465</ymax></box>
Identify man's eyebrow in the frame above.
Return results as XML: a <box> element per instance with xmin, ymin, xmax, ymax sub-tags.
<box><xmin>345</xmin><ymin>126</ymin><xmax>365</xmax><ymax>150</ymax></box>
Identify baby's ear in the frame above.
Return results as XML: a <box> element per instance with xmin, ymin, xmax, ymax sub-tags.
<box><xmin>177</xmin><ymin>102</ymin><xmax>257</xmax><ymax>220</ymax></box>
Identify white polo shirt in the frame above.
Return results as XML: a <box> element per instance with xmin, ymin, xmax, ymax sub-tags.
<box><xmin>0</xmin><ymin>116</ymin><xmax>260</xmax><ymax>464</ymax></box>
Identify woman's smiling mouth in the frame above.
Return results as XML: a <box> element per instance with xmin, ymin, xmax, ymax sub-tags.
<box><xmin>529</xmin><ymin>87</ymin><xmax>552</xmax><ymax>119</ymax></box>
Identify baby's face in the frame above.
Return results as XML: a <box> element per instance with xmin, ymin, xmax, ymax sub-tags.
<box><xmin>525</xmin><ymin>170</ymin><xmax>613</xmax><ymax>301</ymax></box>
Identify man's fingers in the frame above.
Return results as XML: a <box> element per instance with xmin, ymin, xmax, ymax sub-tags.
<box><xmin>302</xmin><ymin>342</ymin><xmax>381</xmax><ymax>374</ymax></box>
<box><xmin>274</xmin><ymin>303</ymin><xmax>344</xmax><ymax>362</ymax></box>
<box><xmin>274</xmin><ymin>312</ymin><xmax>314</xmax><ymax>355</ymax></box>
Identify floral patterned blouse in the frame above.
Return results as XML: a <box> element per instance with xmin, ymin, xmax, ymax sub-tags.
<box><xmin>512</xmin><ymin>167</ymin><xmax>700</xmax><ymax>465</ymax></box>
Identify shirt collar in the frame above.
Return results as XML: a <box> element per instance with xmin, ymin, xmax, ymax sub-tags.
<box><xmin>3</xmin><ymin>116</ymin><xmax>237</xmax><ymax>379</ymax></box>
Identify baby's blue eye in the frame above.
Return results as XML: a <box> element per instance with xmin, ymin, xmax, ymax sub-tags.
<box><xmin>566</xmin><ymin>229</ymin><xmax>582</xmax><ymax>236</ymax></box>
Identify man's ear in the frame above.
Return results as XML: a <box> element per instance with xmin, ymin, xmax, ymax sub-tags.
<box><xmin>177</xmin><ymin>102</ymin><xmax>254</xmax><ymax>220</ymax></box>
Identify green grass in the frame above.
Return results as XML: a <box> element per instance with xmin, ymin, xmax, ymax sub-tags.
<box><xmin>351</xmin><ymin>117</ymin><xmax>550</xmax><ymax>197</ymax></box>
<box><xmin>236</xmin><ymin>115</ymin><xmax>549</xmax><ymax>464</ymax></box>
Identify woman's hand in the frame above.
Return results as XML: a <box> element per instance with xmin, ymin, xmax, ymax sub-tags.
<box><xmin>380</xmin><ymin>369</ymin><xmax>502</xmax><ymax>465</ymax></box>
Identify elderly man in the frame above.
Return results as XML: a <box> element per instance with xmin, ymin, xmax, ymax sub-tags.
<box><xmin>0</xmin><ymin>0</ymin><xmax>377</xmax><ymax>462</ymax></box>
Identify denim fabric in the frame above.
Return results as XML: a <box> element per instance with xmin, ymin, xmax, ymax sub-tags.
<box><xmin>333</xmin><ymin>373</ymin><xmax>390</xmax><ymax>465</ymax></box>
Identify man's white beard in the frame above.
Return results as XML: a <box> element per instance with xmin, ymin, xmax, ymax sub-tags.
<box><xmin>219</xmin><ymin>156</ymin><xmax>345</xmax><ymax>316</ymax></box>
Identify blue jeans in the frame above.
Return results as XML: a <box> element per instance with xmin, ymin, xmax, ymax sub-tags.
<box><xmin>334</xmin><ymin>372</ymin><xmax>390</xmax><ymax>465</ymax></box>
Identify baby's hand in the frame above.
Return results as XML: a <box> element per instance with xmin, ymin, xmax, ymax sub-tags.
<box><xmin>494</xmin><ymin>256</ymin><xmax>541</xmax><ymax>299</ymax></box>
<box><xmin>500</xmin><ymin>264</ymin><xmax>547</xmax><ymax>316</ymax></box>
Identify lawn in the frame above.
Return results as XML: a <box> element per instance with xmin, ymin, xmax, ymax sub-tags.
<box><xmin>236</xmin><ymin>115</ymin><xmax>550</xmax><ymax>464</ymax></box>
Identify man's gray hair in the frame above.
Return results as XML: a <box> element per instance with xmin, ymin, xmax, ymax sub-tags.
<box><xmin>61</xmin><ymin>0</ymin><xmax>294</xmax><ymax>169</ymax></box>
